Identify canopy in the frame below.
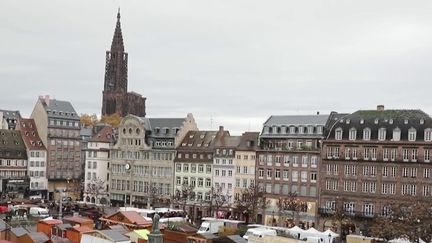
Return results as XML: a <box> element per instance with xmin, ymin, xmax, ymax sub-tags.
<box><xmin>305</xmin><ymin>227</ymin><xmax>321</xmax><ymax>235</ymax></box>
<box><xmin>289</xmin><ymin>226</ymin><xmax>305</xmax><ymax>233</ymax></box>
<box><xmin>323</xmin><ymin>229</ymin><xmax>339</xmax><ymax>237</ymax></box>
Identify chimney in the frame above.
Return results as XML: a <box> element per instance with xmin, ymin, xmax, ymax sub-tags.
<box><xmin>377</xmin><ymin>105</ymin><xmax>384</xmax><ymax>111</ymax></box>
<box><xmin>44</xmin><ymin>95</ymin><xmax>50</xmax><ymax>106</ymax></box>
<box><xmin>317</xmin><ymin>111</ymin><xmax>320</xmax><ymax>115</ymax></box>
<box><xmin>219</xmin><ymin>126</ymin><xmax>224</xmax><ymax>132</ymax></box>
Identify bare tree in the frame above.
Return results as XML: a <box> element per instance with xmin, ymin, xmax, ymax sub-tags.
<box><xmin>234</xmin><ymin>185</ymin><xmax>268</xmax><ymax>224</ymax></box>
<box><xmin>173</xmin><ymin>184</ymin><xmax>195</xmax><ymax>212</ymax></box>
<box><xmin>277</xmin><ymin>192</ymin><xmax>306</xmax><ymax>226</ymax></box>
<box><xmin>208</xmin><ymin>186</ymin><xmax>231</xmax><ymax>218</ymax></box>
<box><xmin>85</xmin><ymin>177</ymin><xmax>107</xmax><ymax>204</ymax></box>
<box><xmin>370</xmin><ymin>199</ymin><xmax>432</xmax><ymax>242</ymax></box>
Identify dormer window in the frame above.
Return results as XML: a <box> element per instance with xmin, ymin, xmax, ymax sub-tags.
<box><xmin>268</xmin><ymin>127</ymin><xmax>273</xmax><ymax>134</ymax></box>
<box><xmin>289</xmin><ymin>126</ymin><xmax>295</xmax><ymax>134</ymax></box>
<box><xmin>389</xmin><ymin>119</ymin><xmax>393</xmax><ymax>124</ymax></box>
<box><xmin>360</xmin><ymin>119</ymin><xmax>364</xmax><ymax>124</ymax></box>
<box><xmin>374</xmin><ymin>118</ymin><xmax>379</xmax><ymax>124</ymax></box>
<box><xmin>200</xmin><ymin>134</ymin><xmax>205</xmax><ymax>139</ymax></box>
<box><xmin>298</xmin><ymin>126</ymin><xmax>304</xmax><ymax>134</ymax></box>
<box><xmin>166</xmin><ymin>128</ymin><xmax>170</xmax><ymax>134</ymax></box>
<box><xmin>378</xmin><ymin>128</ymin><xmax>386</xmax><ymax>141</ymax></box>
<box><xmin>276</xmin><ymin>127</ymin><xmax>281</xmax><ymax>134</ymax></box>
<box><xmin>335</xmin><ymin>127</ymin><xmax>343</xmax><ymax>140</ymax></box>
<box><xmin>317</xmin><ymin>126</ymin><xmax>323</xmax><ymax>134</ymax></box>
<box><xmin>408</xmin><ymin>128</ymin><xmax>416</xmax><ymax>141</ymax></box>
<box><xmin>346</xmin><ymin>119</ymin><xmax>350</xmax><ymax>124</ymax></box>
<box><xmin>348</xmin><ymin>128</ymin><xmax>356</xmax><ymax>141</ymax></box>
<box><xmin>393</xmin><ymin>128</ymin><xmax>401</xmax><ymax>141</ymax></box>
<box><xmin>308</xmin><ymin>126</ymin><xmax>314</xmax><ymax>134</ymax></box>
<box><xmin>424</xmin><ymin>128</ymin><xmax>432</xmax><ymax>142</ymax></box>
<box><xmin>404</xmin><ymin>119</ymin><xmax>408</xmax><ymax>124</ymax></box>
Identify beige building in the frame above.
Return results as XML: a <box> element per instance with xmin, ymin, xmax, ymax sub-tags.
<box><xmin>31</xmin><ymin>95</ymin><xmax>81</xmax><ymax>200</ymax></box>
<box><xmin>109</xmin><ymin>114</ymin><xmax>197</xmax><ymax>207</ymax></box>
<box><xmin>233</xmin><ymin>132</ymin><xmax>259</xmax><ymax>221</ymax></box>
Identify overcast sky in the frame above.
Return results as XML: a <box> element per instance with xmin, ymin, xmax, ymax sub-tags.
<box><xmin>1</xmin><ymin>1</ymin><xmax>432</xmax><ymax>134</ymax></box>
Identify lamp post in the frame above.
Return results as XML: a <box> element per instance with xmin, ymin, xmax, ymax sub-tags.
<box><xmin>328</xmin><ymin>233</ymin><xmax>332</xmax><ymax>243</ymax></box>
<box><xmin>271</xmin><ymin>210</ymin><xmax>275</xmax><ymax>226</ymax></box>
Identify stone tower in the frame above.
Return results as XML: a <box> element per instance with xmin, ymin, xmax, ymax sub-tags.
<box><xmin>101</xmin><ymin>9</ymin><xmax>146</xmax><ymax>117</ymax></box>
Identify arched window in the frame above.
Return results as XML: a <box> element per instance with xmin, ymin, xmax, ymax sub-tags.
<box><xmin>392</xmin><ymin>128</ymin><xmax>401</xmax><ymax>141</ymax></box>
<box><xmin>378</xmin><ymin>128</ymin><xmax>386</xmax><ymax>141</ymax></box>
<box><xmin>335</xmin><ymin>128</ymin><xmax>343</xmax><ymax>140</ymax></box>
<box><xmin>363</xmin><ymin>128</ymin><xmax>371</xmax><ymax>140</ymax></box>
<box><xmin>349</xmin><ymin>128</ymin><xmax>357</xmax><ymax>141</ymax></box>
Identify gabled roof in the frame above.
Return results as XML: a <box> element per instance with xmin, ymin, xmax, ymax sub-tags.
<box><xmin>100</xmin><ymin>229</ymin><xmax>130</xmax><ymax>242</ymax></box>
<box><xmin>18</xmin><ymin>118</ymin><xmax>46</xmax><ymax>150</ymax></box>
<box><xmin>264</xmin><ymin>115</ymin><xmax>330</xmax><ymax>126</ymax></box>
<box><xmin>214</xmin><ymin>134</ymin><xmax>241</xmax><ymax>148</ymax></box>
<box><xmin>176</xmin><ymin>130</ymin><xmax>220</xmax><ymax>151</ymax></box>
<box><xmin>105</xmin><ymin>211</ymin><xmax>151</xmax><ymax>226</ymax></box>
<box><xmin>28</xmin><ymin>232</ymin><xmax>50</xmax><ymax>243</ymax></box>
<box><xmin>10</xmin><ymin>227</ymin><xmax>28</xmax><ymax>237</ymax></box>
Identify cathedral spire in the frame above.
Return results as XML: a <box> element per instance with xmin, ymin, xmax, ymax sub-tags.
<box><xmin>111</xmin><ymin>8</ymin><xmax>124</xmax><ymax>52</ymax></box>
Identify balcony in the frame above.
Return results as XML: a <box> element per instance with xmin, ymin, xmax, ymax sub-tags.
<box><xmin>318</xmin><ymin>208</ymin><xmax>377</xmax><ymax>219</ymax></box>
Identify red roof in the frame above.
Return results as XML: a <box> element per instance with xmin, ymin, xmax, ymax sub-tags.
<box><xmin>106</xmin><ymin>211</ymin><xmax>151</xmax><ymax>226</ymax></box>
<box><xmin>63</xmin><ymin>216</ymin><xmax>93</xmax><ymax>224</ymax></box>
<box><xmin>18</xmin><ymin>118</ymin><xmax>46</xmax><ymax>150</ymax></box>
<box><xmin>90</xmin><ymin>126</ymin><xmax>114</xmax><ymax>143</ymax></box>
<box><xmin>40</xmin><ymin>219</ymin><xmax>63</xmax><ymax>225</ymax></box>
<box><xmin>70</xmin><ymin>226</ymin><xmax>93</xmax><ymax>233</ymax></box>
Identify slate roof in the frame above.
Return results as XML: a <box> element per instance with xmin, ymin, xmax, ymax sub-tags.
<box><xmin>100</xmin><ymin>229</ymin><xmax>130</xmax><ymax>242</ymax></box>
<box><xmin>18</xmin><ymin>118</ymin><xmax>46</xmax><ymax>150</ymax></box>
<box><xmin>327</xmin><ymin>109</ymin><xmax>432</xmax><ymax>141</ymax></box>
<box><xmin>41</xmin><ymin>98</ymin><xmax>79</xmax><ymax>121</ymax></box>
<box><xmin>264</xmin><ymin>115</ymin><xmax>330</xmax><ymax>126</ymax></box>
<box><xmin>0</xmin><ymin>129</ymin><xmax>27</xmax><ymax>159</ymax></box>
<box><xmin>237</xmin><ymin>132</ymin><xmax>259</xmax><ymax>151</ymax></box>
<box><xmin>0</xmin><ymin>109</ymin><xmax>21</xmax><ymax>119</ymax></box>
<box><xmin>176</xmin><ymin>130</ymin><xmax>221</xmax><ymax>151</ymax></box>
<box><xmin>10</xmin><ymin>227</ymin><xmax>28</xmax><ymax>237</ymax></box>
<box><xmin>28</xmin><ymin>232</ymin><xmax>50</xmax><ymax>243</ymax></box>
<box><xmin>147</xmin><ymin>118</ymin><xmax>186</xmax><ymax>137</ymax></box>
<box><xmin>214</xmin><ymin>133</ymin><xmax>241</xmax><ymax>148</ymax></box>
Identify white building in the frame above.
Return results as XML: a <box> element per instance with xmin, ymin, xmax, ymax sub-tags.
<box><xmin>17</xmin><ymin>118</ymin><xmax>48</xmax><ymax>199</ymax></box>
<box><xmin>84</xmin><ymin>126</ymin><xmax>114</xmax><ymax>204</ymax></box>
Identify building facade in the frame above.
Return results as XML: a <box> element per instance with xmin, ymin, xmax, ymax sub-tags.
<box><xmin>212</xmin><ymin>128</ymin><xmax>240</xmax><ymax>209</ymax></box>
<box><xmin>84</xmin><ymin>126</ymin><xmax>115</xmax><ymax>204</ymax></box>
<box><xmin>31</xmin><ymin>95</ymin><xmax>81</xmax><ymax>200</ymax></box>
<box><xmin>233</xmin><ymin>132</ymin><xmax>259</xmax><ymax>220</ymax></box>
<box><xmin>256</xmin><ymin>115</ymin><xmax>330</xmax><ymax>228</ymax></box>
<box><xmin>101</xmin><ymin>11</ymin><xmax>146</xmax><ymax>117</ymax></box>
<box><xmin>0</xmin><ymin>129</ymin><xmax>29</xmax><ymax>199</ymax></box>
<box><xmin>109</xmin><ymin>114</ymin><xmax>197</xmax><ymax>207</ymax></box>
<box><xmin>174</xmin><ymin>128</ymin><xmax>227</xmax><ymax>221</ymax></box>
<box><xmin>318</xmin><ymin>106</ymin><xmax>432</xmax><ymax>237</ymax></box>
<box><xmin>17</xmin><ymin>118</ymin><xmax>48</xmax><ymax>199</ymax></box>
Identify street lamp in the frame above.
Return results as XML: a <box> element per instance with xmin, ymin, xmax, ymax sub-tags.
<box><xmin>271</xmin><ymin>210</ymin><xmax>275</xmax><ymax>226</ymax></box>
<box><xmin>328</xmin><ymin>233</ymin><xmax>332</xmax><ymax>243</ymax></box>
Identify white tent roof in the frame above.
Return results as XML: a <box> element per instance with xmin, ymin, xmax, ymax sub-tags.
<box><xmin>305</xmin><ymin>227</ymin><xmax>321</xmax><ymax>234</ymax></box>
<box><xmin>323</xmin><ymin>229</ymin><xmax>339</xmax><ymax>237</ymax></box>
<box><xmin>289</xmin><ymin>226</ymin><xmax>305</xmax><ymax>233</ymax></box>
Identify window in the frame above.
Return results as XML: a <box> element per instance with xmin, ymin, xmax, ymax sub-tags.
<box><xmin>375</xmin><ymin>128</ymin><xmax>385</xmax><ymax>142</ymax></box>
<box><xmin>363</xmin><ymin>128</ymin><xmax>371</xmax><ymax>140</ymax></box>
<box><xmin>183</xmin><ymin>164</ymin><xmax>189</xmax><ymax>172</ymax></box>
<box><xmin>425</xmin><ymin>149</ymin><xmax>430</xmax><ymax>162</ymax></box>
<box><xmin>283</xmin><ymin>170</ymin><xmax>289</xmax><ymax>180</ymax></box>
<box><xmin>198</xmin><ymin>178</ymin><xmax>204</xmax><ymax>187</ymax></box>
<box><xmin>402</xmin><ymin>184</ymin><xmax>417</xmax><ymax>196</ymax></box>
<box><xmin>198</xmin><ymin>165</ymin><xmax>204</xmax><ymax>173</ymax></box>
<box><xmin>383</xmin><ymin>148</ymin><xmax>389</xmax><ymax>161</ymax></box>
<box><xmin>363</xmin><ymin>203</ymin><xmax>374</xmax><ymax>216</ymax></box>
<box><xmin>408</xmin><ymin>128</ymin><xmax>417</xmax><ymax>141</ymax></box>
<box><xmin>215</xmin><ymin>170</ymin><xmax>220</xmax><ymax>176</ymax></box>
<box><xmin>349</xmin><ymin>128</ymin><xmax>356</xmax><ymax>140</ymax></box>
<box><xmin>390</xmin><ymin>148</ymin><xmax>396</xmax><ymax>161</ymax></box>
<box><xmin>411</xmin><ymin>149</ymin><xmax>418</xmax><ymax>162</ymax></box>
<box><xmin>393</xmin><ymin>128</ymin><xmax>401</xmax><ymax>141</ymax></box>
<box><xmin>176</xmin><ymin>177</ymin><xmax>181</xmax><ymax>185</ymax></box>
<box><xmin>242</xmin><ymin>179</ymin><xmax>247</xmax><ymax>188</ymax></box>
<box><xmin>292</xmin><ymin>171</ymin><xmax>298</xmax><ymax>182</ymax></box>
<box><xmin>236</xmin><ymin>179</ymin><xmax>240</xmax><ymax>187</ymax></box>
<box><xmin>403</xmin><ymin>149</ymin><xmax>409</xmax><ymax>161</ymax></box>
<box><xmin>266</xmin><ymin>169</ymin><xmax>273</xmax><ymax>179</ymax></box>
<box><xmin>243</xmin><ymin>166</ymin><xmax>248</xmax><ymax>174</ymax></box>
<box><xmin>222</xmin><ymin>170</ymin><xmax>226</xmax><ymax>177</ymax></box>
<box><xmin>258</xmin><ymin>169</ymin><xmax>264</xmax><ymax>178</ymax></box>
<box><xmin>205</xmin><ymin>179</ymin><xmax>211</xmax><ymax>187</ymax></box>
<box><xmin>301</xmin><ymin>156</ymin><xmax>308</xmax><ymax>167</ymax></box>
<box><xmin>310</xmin><ymin>172</ymin><xmax>317</xmax><ymax>182</ymax></box>
<box><xmin>275</xmin><ymin>170</ymin><xmax>281</xmax><ymax>179</ymax></box>
<box><xmin>335</xmin><ymin>128</ymin><xmax>343</xmax><ymax>140</ymax></box>
<box><xmin>236</xmin><ymin>166</ymin><xmax>240</xmax><ymax>173</ymax></box>
<box><xmin>310</xmin><ymin>156</ymin><xmax>317</xmax><ymax>167</ymax></box>
<box><xmin>190</xmin><ymin>178</ymin><xmax>196</xmax><ymax>187</ymax></box>
<box><xmin>301</xmin><ymin>171</ymin><xmax>307</xmax><ymax>182</ymax></box>
<box><xmin>425</xmin><ymin>129</ymin><xmax>432</xmax><ymax>142</ymax></box>
<box><xmin>228</xmin><ymin>170</ymin><xmax>233</xmax><ymax>177</ymax></box>
<box><xmin>191</xmin><ymin>164</ymin><xmax>196</xmax><ymax>173</ymax></box>
<box><xmin>176</xmin><ymin>164</ymin><xmax>181</xmax><ymax>172</ymax></box>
